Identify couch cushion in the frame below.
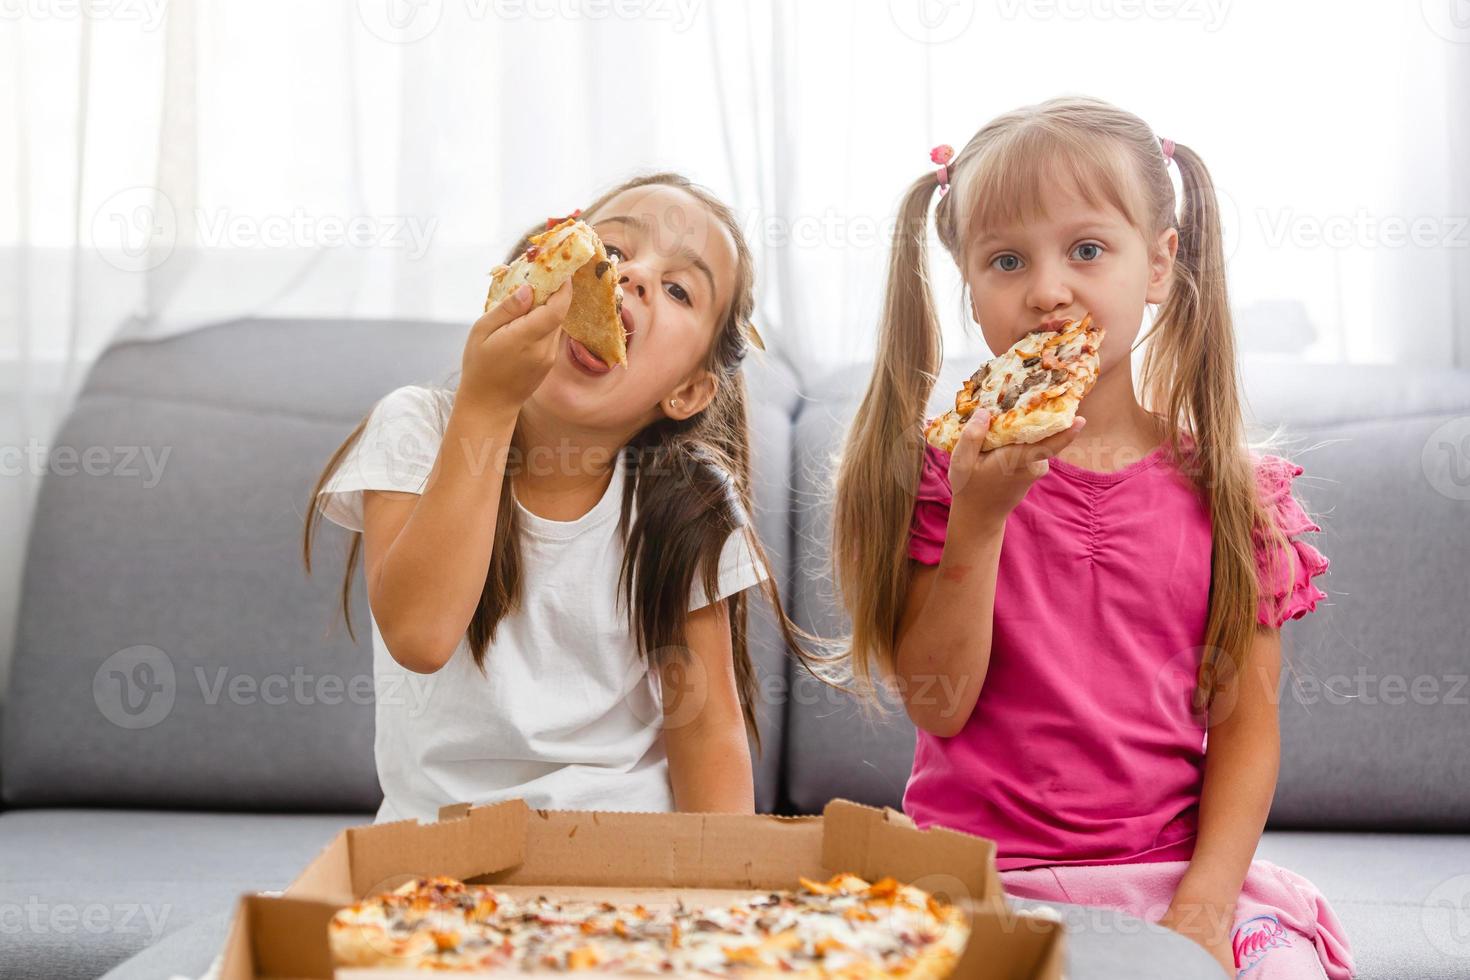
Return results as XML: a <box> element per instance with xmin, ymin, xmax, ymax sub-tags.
<box><xmin>738</xmin><ymin>356</ymin><xmax>806</xmax><ymax>813</ymax></box>
<box><xmin>1004</xmin><ymin>899</ymin><xmax>1223</xmax><ymax>979</ymax></box>
<box><xmin>0</xmin><ymin>808</ymin><xmax>363</xmax><ymax>980</ymax></box>
<box><xmin>783</xmin><ymin>359</ymin><xmax>1470</xmax><ymax>830</ymax></box>
<box><xmin>100</xmin><ymin>910</ymin><xmax>231</xmax><ymax>980</ymax></box>
<box><xmin>1257</xmin><ymin>829</ymin><xmax>1470</xmax><ymax>980</ymax></box>
<box><xmin>783</xmin><ymin>366</ymin><xmax>912</xmax><ymax>815</ymax></box>
<box><xmin>1263</xmin><ymin>412</ymin><xmax>1470</xmax><ymax>829</ymax></box>
<box><xmin>1</xmin><ymin>318</ymin><xmax>802</xmax><ymax>813</ymax></box>
<box><xmin>1240</xmin><ymin>369</ymin><xmax>1470</xmax><ymax>830</ymax></box>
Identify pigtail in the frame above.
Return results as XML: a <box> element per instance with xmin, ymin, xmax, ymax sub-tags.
<box><xmin>1139</xmin><ymin>142</ymin><xmax>1290</xmax><ymax>714</ymax></box>
<box><xmin>832</xmin><ymin>172</ymin><xmax>945</xmax><ymax>697</ymax></box>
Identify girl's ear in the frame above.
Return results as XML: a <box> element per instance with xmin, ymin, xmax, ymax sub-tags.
<box><xmin>664</xmin><ymin>370</ymin><xmax>718</xmax><ymax>421</ymax></box>
<box><xmin>1146</xmin><ymin>227</ymin><xmax>1179</xmax><ymax>304</ymax></box>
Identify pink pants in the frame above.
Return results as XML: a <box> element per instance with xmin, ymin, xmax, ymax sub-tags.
<box><xmin>1000</xmin><ymin>859</ymin><xmax>1355</xmax><ymax>979</ymax></box>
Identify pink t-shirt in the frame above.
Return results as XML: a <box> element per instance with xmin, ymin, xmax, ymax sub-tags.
<box><xmin>903</xmin><ymin>438</ymin><xmax>1329</xmax><ymax>871</ymax></box>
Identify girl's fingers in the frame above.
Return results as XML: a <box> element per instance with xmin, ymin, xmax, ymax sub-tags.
<box><xmin>490</xmin><ymin>280</ymin><xmax>574</xmax><ymax>346</ymax></box>
<box><xmin>472</xmin><ymin>284</ymin><xmax>534</xmax><ymax>340</ymax></box>
<box><xmin>955</xmin><ymin>410</ymin><xmax>992</xmax><ymax>463</ymax></box>
<box><xmin>523</xmin><ymin>280</ymin><xmax>574</xmax><ymax>336</ymax></box>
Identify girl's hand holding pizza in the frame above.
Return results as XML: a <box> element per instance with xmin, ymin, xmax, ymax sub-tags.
<box><xmin>947</xmin><ymin>410</ymin><xmax>1086</xmax><ymax>533</ymax></box>
<box><xmin>459</xmin><ymin>281</ymin><xmax>573</xmax><ymax>421</ymax></box>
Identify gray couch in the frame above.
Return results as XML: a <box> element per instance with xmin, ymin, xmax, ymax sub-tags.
<box><xmin>2</xmin><ymin>318</ymin><xmax>1466</xmax><ymax>979</ymax></box>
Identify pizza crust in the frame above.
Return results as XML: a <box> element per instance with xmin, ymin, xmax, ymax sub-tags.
<box><xmin>484</xmin><ymin>217</ymin><xmax>627</xmax><ymax>368</ymax></box>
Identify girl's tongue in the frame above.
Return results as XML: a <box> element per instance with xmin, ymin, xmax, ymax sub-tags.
<box><xmin>568</xmin><ymin>336</ymin><xmax>611</xmax><ymax>374</ymax></box>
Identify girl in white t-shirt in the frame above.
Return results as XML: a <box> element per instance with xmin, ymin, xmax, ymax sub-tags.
<box><xmin>303</xmin><ymin>174</ymin><xmax>832</xmax><ymax>824</ymax></box>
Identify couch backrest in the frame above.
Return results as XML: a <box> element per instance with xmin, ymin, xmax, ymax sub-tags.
<box><xmin>781</xmin><ymin>358</ymin><xmax>1470</xmax><ymax>831</ymax></box>
<box><xmin>0</xmin><ymin>318</ymin><xmax>804</xmax><ymax>814</ymax></box>
<box><xmin>9</xmin><ymin>318</ymin><xmax>1467</xmax><ymax>831</ymax></box>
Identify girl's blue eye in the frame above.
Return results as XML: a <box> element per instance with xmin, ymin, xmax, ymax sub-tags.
<box><xmin>1072</xmin><ymin>242</ymin><xmax>1103</xmax><ymax>261</ymax></box>
<box><xmin>666</xmin><ymin>282</ymin><xmax>691</xmax><ymax>306</ymax></box>
<box><xmin>991</xmin><ymin>254</ymin><xmax>1021</xmax><ymax>272</ymax></box>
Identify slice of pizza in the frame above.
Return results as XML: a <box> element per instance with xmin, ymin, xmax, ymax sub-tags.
<box><xmin>483</xmin><ymin>215</ymin><xmax>628</xmax><ymax>368</ymax></box>
<box><xmin>925</xmin><ymin>313</ymin><xmax>1103</xmax><ymax>453</ymax></box>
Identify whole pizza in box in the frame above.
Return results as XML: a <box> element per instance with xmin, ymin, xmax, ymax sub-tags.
<box><xmin>330</xmin><ymin>871</ymin><xmax>968</xmax><ymax>976</ymax></box>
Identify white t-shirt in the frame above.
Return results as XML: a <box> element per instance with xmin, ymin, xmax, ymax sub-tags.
<box><xmin>318</xmin><ymin>385</ymin><xmax>768</xmax><ymax>824</ymax></box>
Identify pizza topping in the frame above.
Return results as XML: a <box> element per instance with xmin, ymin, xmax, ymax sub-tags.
<box><xmin>814</xmin><ymin>936</ymin><xmax>847</xmax><ymax>957</ymax></box>
<box><xmin>594</xmin><ymin>260</ymin><xmax>611</xmax><ymax>279</ymax></box>
<box><xmin>332</xmin><ymin>872</ymin><xmax>966</xmax><ymax>975</ymax></box>
<box><xmin>524</xmin><ymin>244</ymin><xmax>541</xmax><ymax>262</ymax></box>
<box><xmin>722</xmin><ymin>944</ymin><xmax>763</xmax><ymax>964</ymax></box>
<box><xmin>1018</xmin><ymin>370</ymin><xmax>1051</xmax><ymax>396</ymax></box>
<box><xmin>546</xmin><ymin>209</ymin><xmax>583</xmax><ymax>229</ymax></box>
<box><xmin>566</xmin><ymin>945</ymin><xmax>600</xmax><ymax>970</ymax></box>
<box><xmin>865</xmin><ymin>877</ymin><xmax>901</xmax><ymax>901</ymax></box>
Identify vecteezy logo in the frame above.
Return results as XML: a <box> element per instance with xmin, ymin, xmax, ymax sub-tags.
<box><xmin>1422</xmin><ymin>873</ymin><xmax>1470</xmax><ymax>959</ymax></box>
<box><xmin>357</xmin><ymin>0</ymin><xmax>443</xmax><ymax>43</ymax></box>
<box><xmin>1422</xmin><ymin>417</ymin><xmax>1470</xmax><ymax>501</ymax></box>
<box><xmin>91</xmin><ymin>187</ymin><xmax>177</xmax><ymax>273</ymax></box>
<box><xmin>888</xmin><ymin>0</ymin><xmax>975</xmax><ymax>43</ymax></box>
<box><xmin>93</xmin><ymin>645</ymin><xmax>177</xmax><ymax>729</ymax></box>
<box><xmin>1232</xmin><ymin>914</ymin><xmax>1291</xmax><ymax>974</ymax></box>
<box><xmin>1421</xmin><ymin>0</ymin><xmax>1470</xmax><ymax>44</ymax></box>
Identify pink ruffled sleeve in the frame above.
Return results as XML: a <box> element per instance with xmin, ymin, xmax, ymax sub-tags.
<box><xmin>907</xmin><ymin>443</ymin><xmax>955</xmax><ymax>565</ymax></box>
<box><xmin>1252</xmin><ymin>454</ymin><xmax>1331</xmax><ymax>628</ymax></box>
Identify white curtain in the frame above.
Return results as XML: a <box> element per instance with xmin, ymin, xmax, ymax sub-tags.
<box><xmin>2</xmin><ymin>0</ymin><xmax>1468</xmax><ymax>686</ymax></box>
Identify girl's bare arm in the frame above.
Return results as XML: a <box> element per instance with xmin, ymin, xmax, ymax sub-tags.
<box><xmin>893</xmin><ymin>513</ymin><xmax>1006</xmax><ymax>737</ymax></box>
<box><xmin>360</xmin><ymin>405</ymin><xmax>517</xmax><ymax>673</ymax></box>
<box><xmin>661</xmin><ymin>599</ymin><xmax>756</xmax><ymax>812</ymax></box>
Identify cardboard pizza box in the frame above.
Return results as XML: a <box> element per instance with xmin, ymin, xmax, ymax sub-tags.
<box><xmin>214</xmin><ymin>798</ymin><xmax>1064</xmax><ymax>979</ymax></box>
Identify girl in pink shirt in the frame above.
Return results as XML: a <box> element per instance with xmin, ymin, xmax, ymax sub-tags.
<box><xmin>832</xmin><ymin>96</ymin><xmax>1352</xmax><ymax>978</ymax></box>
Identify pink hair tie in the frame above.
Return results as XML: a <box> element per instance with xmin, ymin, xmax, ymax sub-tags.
<box><xmin>930</xmin><ymin>144</ymin><xmax>954</xmax><ymax>195</ymax></box>
<box><xmin>1160</xmin><ymin>137</ymin><xmax>1176</xmax><ymax>167</ymax></box>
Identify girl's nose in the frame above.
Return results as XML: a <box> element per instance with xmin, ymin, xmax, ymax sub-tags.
<box><xmin>1026</xmin><ymin>268</ymin><xmax>1072</xmax><ymax>312</ymax></box>
<box><xmin>618</xmin><ymin>268</ymin><xmax>649</xmax><ymax>301</ymax></box>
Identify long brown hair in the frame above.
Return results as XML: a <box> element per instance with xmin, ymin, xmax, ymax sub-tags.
<box><xmin>303</xmin><ymin>172</ymin><xmax>839</xmax><ymax>752</ymax></box>
<box><xmin>833</xmin><ymin>95</ymin><xmax>1299</xmax><ymax>713</ymax></box>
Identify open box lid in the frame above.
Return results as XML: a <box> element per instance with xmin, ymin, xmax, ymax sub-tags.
<box><xmin>216</xmin><ymin>798</ymin><xmax>1063</xmax><ymax>979</ymax></box>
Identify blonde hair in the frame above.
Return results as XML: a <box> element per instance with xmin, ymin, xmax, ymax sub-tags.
<box><xmin>833</xmin><ymin>95</ymin><xmax>1299</xmax><ymax>714</ymax></box>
